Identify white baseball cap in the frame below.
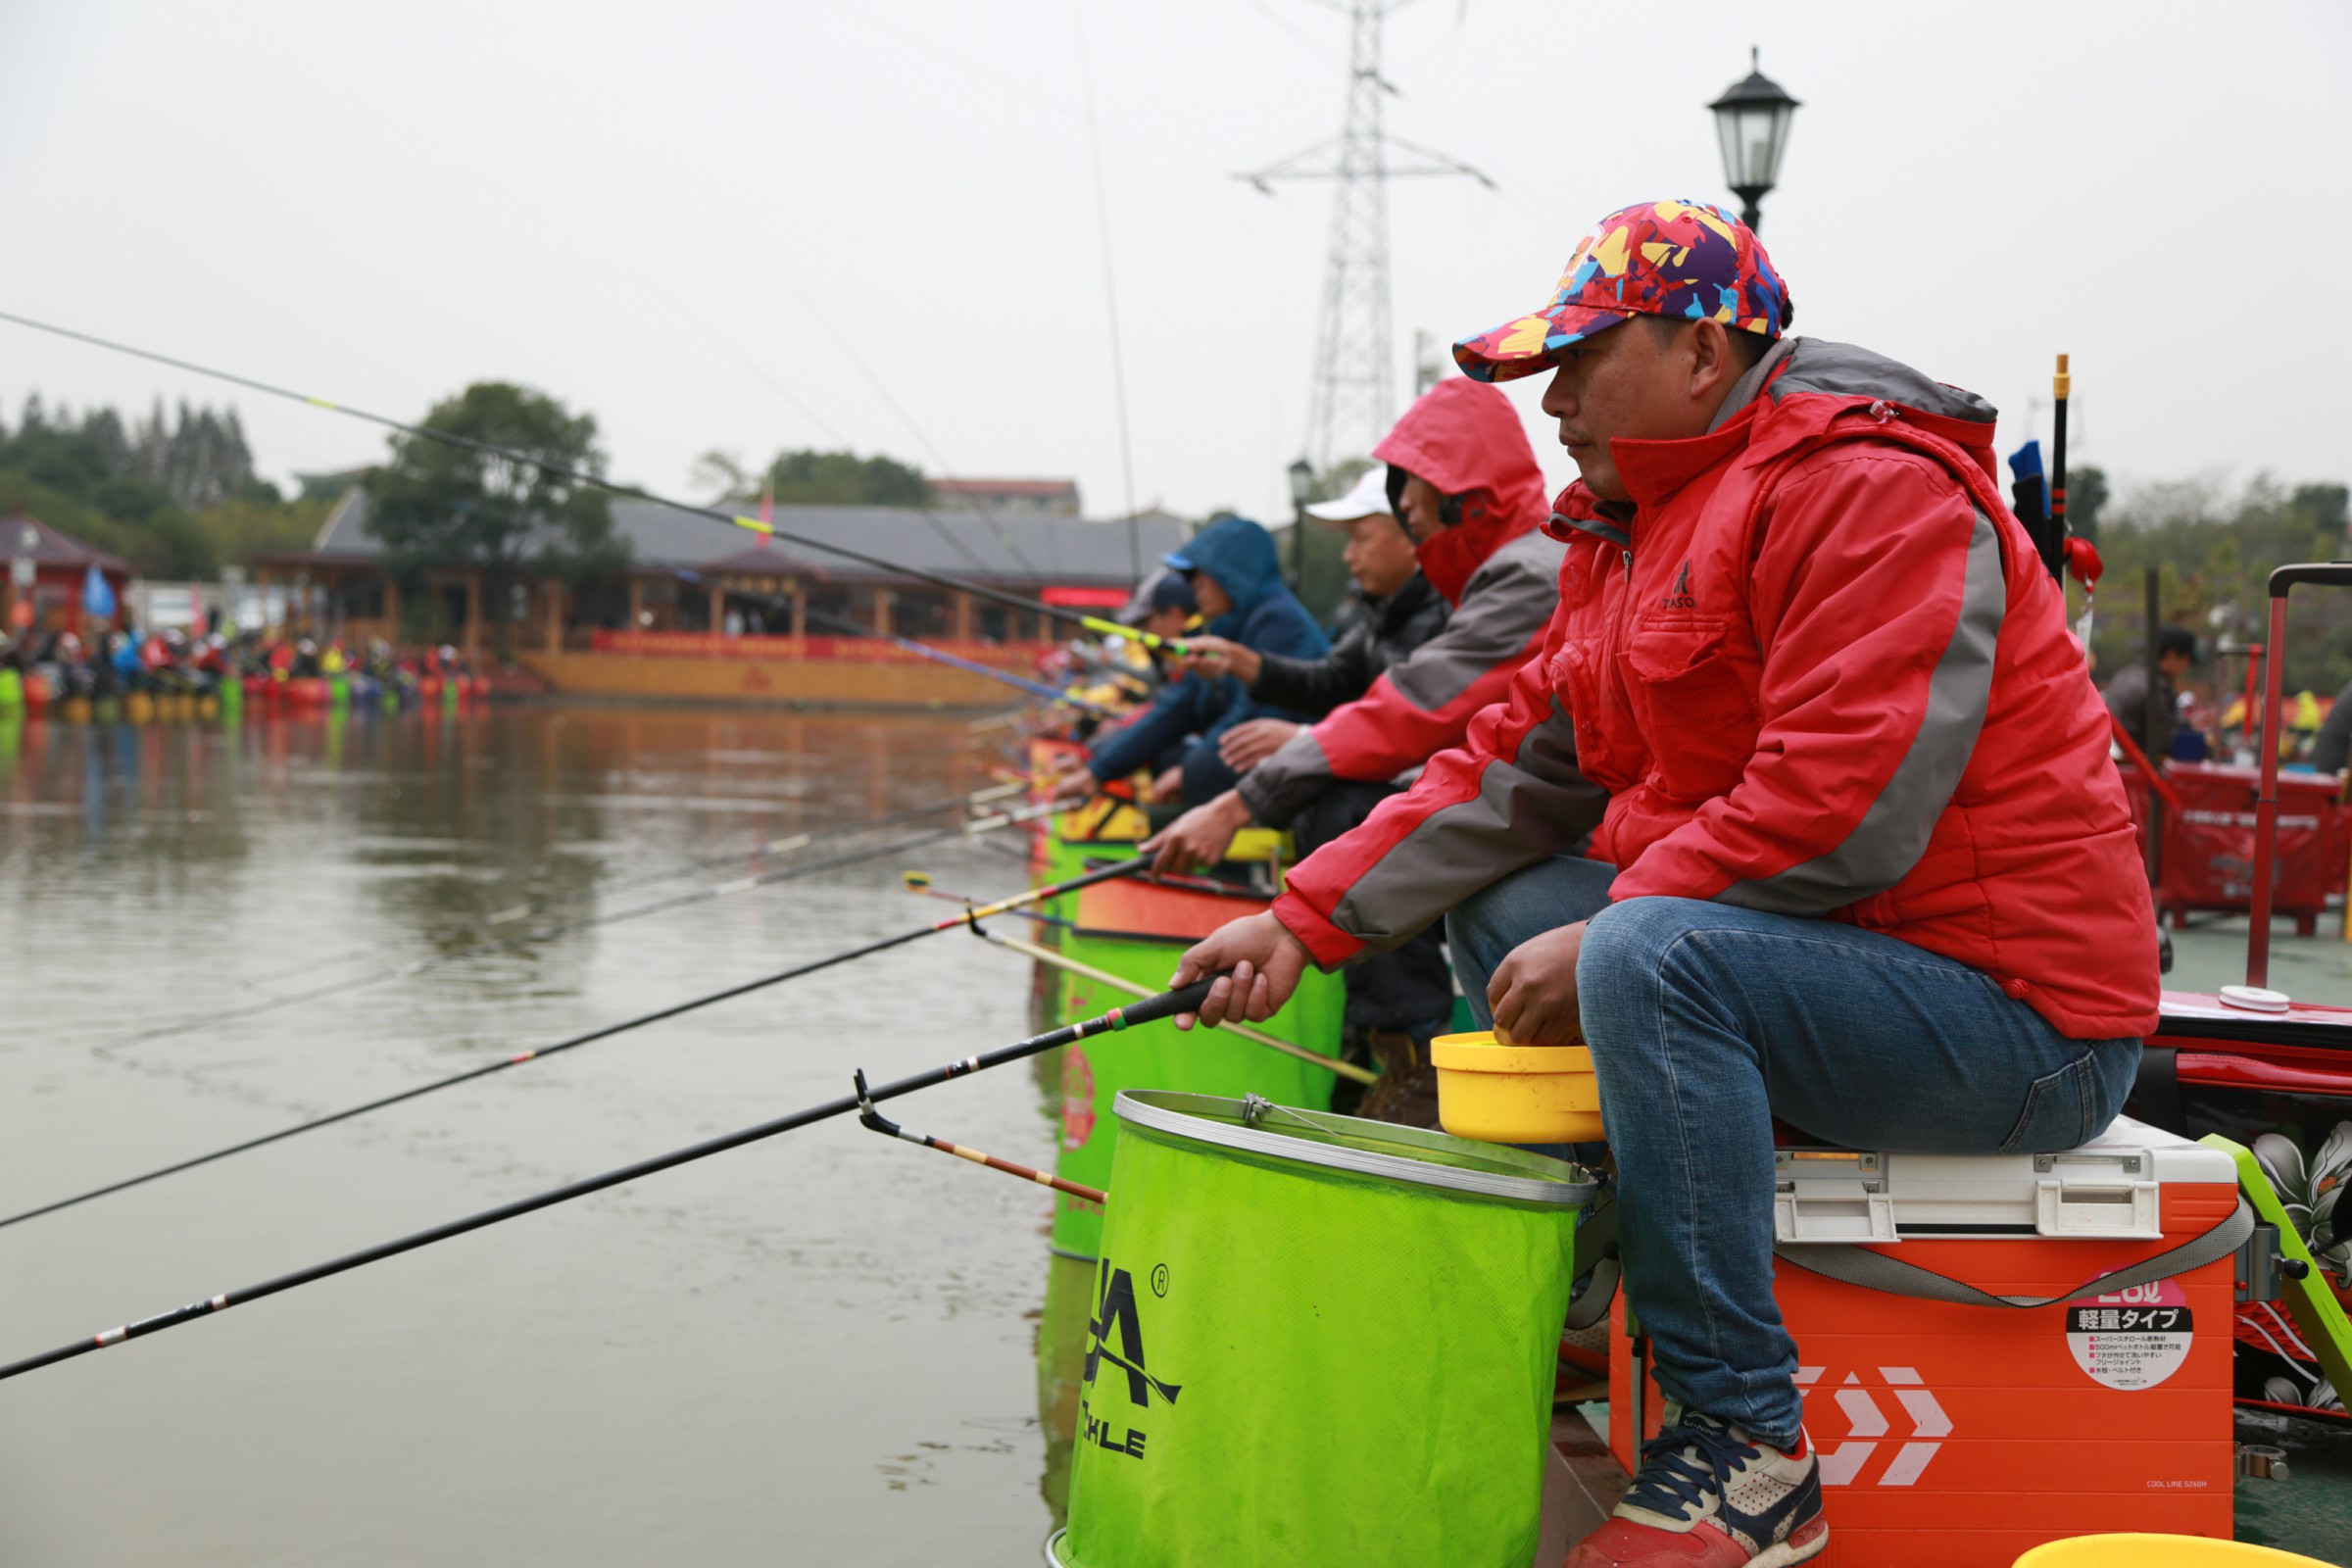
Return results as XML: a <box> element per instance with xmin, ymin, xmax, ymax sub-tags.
<box><xmin>1302</xmin><ymin>466</ymin><xmax>1394</xmax><ymax>526</ymax></box>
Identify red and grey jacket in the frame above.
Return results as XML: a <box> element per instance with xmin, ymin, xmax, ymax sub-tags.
<box><xmin>1274</xmin><ymin>338</ymin><xmax>2160</xmax><ymax>1042</ymax></box>
<box><xmin>1237</xmin><ymin>378</ymin><xmax>1566</xmax><ymax>827</ymax></box>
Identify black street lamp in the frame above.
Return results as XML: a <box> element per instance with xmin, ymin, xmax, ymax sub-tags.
<box><xmin>1287</xmin><ymin>457</ymin><xmax>1315</xmax><ymax>593</ymax></box>
<box><xmin>1709</xmin><ymin>48</ymin><xmax>1800</xmax><ymax>232</ymax></box>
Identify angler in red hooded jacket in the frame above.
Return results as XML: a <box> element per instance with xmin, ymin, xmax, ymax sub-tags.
<box><xmin>1175</xmin><ymin>201</ymin><xmax>2161</xmax><ymax>1568</ymax></box>
<box><xmin>1145</xmin><ymin>378</ymin><xmax>1563</xmax><ymax>1089</ymax></box>
<box><xmin>1151</xmin><ymin>378</ymin><xmax>1563</xmax><ymax>855</ymax></box>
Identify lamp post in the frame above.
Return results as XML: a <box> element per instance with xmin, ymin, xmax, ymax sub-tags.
<box><xmin>1287</xmin><ymin>457</ymin><xmax>1315</xmax><ymax>594</ymax></box>
<box><xmin>1709</xmin><ymin>48</ymin><xmax>1800</xmax><ymax>232</ymax></box>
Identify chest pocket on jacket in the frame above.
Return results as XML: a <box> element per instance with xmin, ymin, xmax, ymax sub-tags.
<box><xmin>1620</xmin><ymin>617</ymin><xmax>1755</xmax><ymax>802</ymax></box>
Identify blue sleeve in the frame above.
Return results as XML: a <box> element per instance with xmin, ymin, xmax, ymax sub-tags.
<box><xmin>1239</xmin><ymin>593</ymin><xmax>1332</xmax><ymax>662</ymax></box>
<box><xmin>1087</xmin><ymin>680</ymin><xmax>1203</xmax><ymax>781</ymax></box>
<box><xmin>1195</xmin><ymin>675</ymin><xmax>1256</xmax><ymax>746</ymax></box>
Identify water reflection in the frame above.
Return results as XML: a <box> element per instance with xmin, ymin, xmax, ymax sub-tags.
<box><xmin>0</xmin><ymin>702</ymin><xmax>1074</xmax><ymax>1565</ymax></box>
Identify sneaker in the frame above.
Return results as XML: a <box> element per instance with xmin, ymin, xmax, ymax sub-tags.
<box><xmin>1568</xmin><ymin>1405</ymin><xmax>1827</xmax><ymax>1568</ymax></box>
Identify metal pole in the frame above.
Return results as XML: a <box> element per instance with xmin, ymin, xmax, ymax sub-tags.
<box><xmin>2250</xmin><ymin>593</ymin><xmax>2289</xmax><ymax>989</ymax></box>
<box><xmin>2144</xmin><ymin>567</ymin><xmax>2164</xmax><ymax>886</ymax></box>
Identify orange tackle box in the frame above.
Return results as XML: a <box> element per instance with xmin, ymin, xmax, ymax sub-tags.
<box><xmin>1607</xmin><ymin>1114</ymin><xmax>2243</xmax><ymax>1566</ymax></box>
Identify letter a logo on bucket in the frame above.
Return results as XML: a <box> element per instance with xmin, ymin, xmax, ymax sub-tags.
<box><xmin>1084</xmin><ymin>1260</ymin><xmax>1182</xmax><ymax>1409</ymax></box>
<box><xmin>1079</xmin><ymin>1260</ymin><xmax>1181</xmax><ymax>1462</ymax></box>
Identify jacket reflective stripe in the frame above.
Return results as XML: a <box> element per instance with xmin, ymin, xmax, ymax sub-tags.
<box><xmin>1237</xmin><ymin>530</ymin><xmax>1564</xmax><ymax>827</ymax></box>
<box><xmin>1325</xmin><ymin>697</ymin><xmax>1603</xmax><ymax>950</ymax></box>
<box><xmin>1719</xmin><ymin>504</ymin><xmax>2005</xmax><ymax>915</ymax></box>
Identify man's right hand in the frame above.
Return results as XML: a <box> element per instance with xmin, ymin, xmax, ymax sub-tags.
<box><xmin>1219</xmin><ymin>717</ymin><xmax>1301</xmax><ymax>771</ymax></box>
<box><xmin>1045</xmin><ymin>761</ymin><xmax>1099</xmax><ymax>806</ymax></box>
<box><xmin>1143</xmin><ymin>790</ymin><xmax>1254</xmax><ymax>874</ymax></box>
<box><xmin>1170</xmin><ymin>910</ymin><xmax>1310</xmax><ymax>1029</ymax></box>
<box><xmin>1180</xmin><ymin>635</ymin><xmax>1261</xmax><ymax>686</ymax></box>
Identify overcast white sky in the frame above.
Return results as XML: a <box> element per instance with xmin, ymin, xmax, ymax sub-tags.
<box><xmin>0</xmin><ymin>0</ymin><xmax>2345</xmax><ymax>528</ymax></box>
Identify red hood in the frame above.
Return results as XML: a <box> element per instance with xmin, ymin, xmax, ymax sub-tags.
<box><xmin>1372</xmin><ymin>378</ymin><xmax>1549</xmax><ymax>605</ymax></box>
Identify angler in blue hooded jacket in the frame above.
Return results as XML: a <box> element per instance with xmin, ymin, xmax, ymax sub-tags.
<box><xmin>1066</xmin><ymin>515</ymin><xmax>1329</xmax><ymax>807</ymax></box>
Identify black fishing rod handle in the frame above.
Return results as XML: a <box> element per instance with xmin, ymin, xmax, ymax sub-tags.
<box><xmin>1116</xmin><ymin>976</ymin><xmax>1219</xmax><ymax>1029</ymax></box>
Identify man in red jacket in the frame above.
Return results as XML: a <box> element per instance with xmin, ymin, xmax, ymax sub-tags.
<box><xmin>1172</xmin><ymin>200</ymin><xmax>2157</xmax><ymax>1568</ymax></box>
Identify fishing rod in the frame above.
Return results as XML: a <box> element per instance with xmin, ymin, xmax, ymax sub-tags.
<box><xmin>0</xmin><ymin>309</ymin><xmax>1190</xmax><ymax>657</ymax></box>
<box><xmin>0</xmin><ymin>975</ymin><xmax>1218</xmax><ymax>1384</ymax></box>
<box><xmin>84</xmin><ymin>796</ymin><xmax>1055</xmax><ymax>1056</ymax></box>
<box><xmin>0</xmin><ymin>857</ymin><xmax>1151</xmax><ymax>1234</ymax></box>
<box><xmin>904</xmin><ymin>870</ymin><xmax>1197</xmax><ymax>947</ymax></box>
<box><xmin>797</xmin><ymin>606</ymin><xmax>1114</xmax><ymax>716</ymax></box>
<box><xmin>966</xmin><ymin>920</ymin><xmax>1378</xmax><ymax>1086</ymax></box>
<box><xmin>2049</xmin><ymin>353</ymin><xmax>2071</xmax><ymax>582</ymax></box>
<box><xmin>854</xmin><ymin>1069</ymin><xmax>1107</xmax><ymax>1205</ymax></box>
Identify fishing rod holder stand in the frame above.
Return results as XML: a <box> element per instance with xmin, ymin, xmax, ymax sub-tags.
<box><xmin>851</xmin><ymin>1068</ymin><xmax>904</xmax><ymax>1139</ymax></box>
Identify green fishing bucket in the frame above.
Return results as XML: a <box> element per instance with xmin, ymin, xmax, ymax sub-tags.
<box><xmin>1049</xmin><ymin>1091</ymin><xmax>1592</xmax><ymax>1568</ymax></box>
<box><xmin>1046</xmin><ymin>905</ymin><xmax>1345</xmax><ymax>1260</ymax></box>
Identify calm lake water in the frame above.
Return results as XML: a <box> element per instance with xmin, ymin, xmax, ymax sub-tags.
<box><xmin>0</xmin><ymin>704</ymin><xmax>1070</xmax><ymax>1566</ymax></box>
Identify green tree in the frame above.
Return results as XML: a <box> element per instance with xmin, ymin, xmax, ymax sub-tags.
<box><xmin>698</xmin><ymin>447</ymin><xmax>932</xmax><ymax>508</ymax></box>
<box><xmin>366</xmin><ymin>383</ymin><xmax>628</xmax><ymax>657</ymax></box>
<box><xmin>2085</xmin><ymin>472</ymin><xmax>2352</xmax><ymax>698</ymax></box>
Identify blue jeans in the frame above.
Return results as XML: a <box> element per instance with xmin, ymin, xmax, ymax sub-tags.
<box><xmin>1446</xmin><ymin>856</ymin><xmax>2140</xmax><ymax>1446</ymax></box>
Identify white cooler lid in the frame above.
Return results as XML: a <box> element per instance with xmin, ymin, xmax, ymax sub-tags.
<box><xmin>1772</xmin><ymin>1115</ymin><xmax>2236</xmax><ymax>1245</ymax></box>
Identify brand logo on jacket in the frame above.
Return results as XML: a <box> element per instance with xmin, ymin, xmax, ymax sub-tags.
<box><xmin>1080</xmin><ymin>1259</ymin><xmax>1182</xmax><ymax>1459</ymax></box>
<box><xmin>1794</xmin><ymin>1366</ymin><xmax>1949</xmax><ymax>1486</ymax></box>
<box><xmin>1660</xmin><ymin>561</ymin><xmax>1696</xmax><ymax>610</ymax></box>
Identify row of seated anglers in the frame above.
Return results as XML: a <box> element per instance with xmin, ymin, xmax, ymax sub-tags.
<box><xmin>1048</xmin><ymin>375</ymin><xmax>1564</xmax><ymax>1112</ymax></box>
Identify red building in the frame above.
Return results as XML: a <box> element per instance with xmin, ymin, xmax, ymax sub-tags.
<box><xmin>1</xmin><ymin>514</ymin><xmax>132</xmax><ymax>638</ymax></box>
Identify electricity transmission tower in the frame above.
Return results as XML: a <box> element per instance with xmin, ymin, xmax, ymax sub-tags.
<box><xmin>1242</xmin><ymin>0</ymin><xmax>1491</xmax><ymax>468</ymax></box>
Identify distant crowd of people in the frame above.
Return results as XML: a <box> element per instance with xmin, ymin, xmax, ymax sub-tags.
<box><xmin>2102</xmin><ymin>623</ymin><xmax>2352</xmax><ymax>773</ymax></box>
<box><xmin>0</xmin><ymin>624</ymin><xmax>473</xmax><ymax>706</ymax></box>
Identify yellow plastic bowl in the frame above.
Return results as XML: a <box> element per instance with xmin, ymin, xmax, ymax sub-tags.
<box><xmin>1430</xmin><ymin>1030</ymin><xmax>1604</xmax><ymax>1145</ymax></box>
<box><xmin>2014</xmin><ymin>1537</ymin><xmax>2333</xmax><ymax>1567</ymax></box>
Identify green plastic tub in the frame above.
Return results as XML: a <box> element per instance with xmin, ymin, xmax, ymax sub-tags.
<box><xmin>1048</xmin><ymin>1091</ymin><xmax>1592</xmax><ymax>1568</ymax></box>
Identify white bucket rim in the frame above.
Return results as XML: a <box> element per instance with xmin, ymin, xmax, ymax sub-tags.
<box><xmin>1115</xmin><ymin>1090</ymin><xmax>1596</xmax><ymax>1207</ymax></box>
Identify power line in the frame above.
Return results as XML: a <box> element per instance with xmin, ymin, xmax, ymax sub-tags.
<box><xmin>1238</xmin><ymin>0</ymin><xmax>1492</xmax><ymax>468</ymax></box>
<box><xmin>0</xmin><ymin>308</ymin><xmax>1170</xmax><ymax>650</ymax></box>
<box><xmin>1072</xmin><ymin>0</ymin><xmax>1145</xmax><ymax>577</ymax></box>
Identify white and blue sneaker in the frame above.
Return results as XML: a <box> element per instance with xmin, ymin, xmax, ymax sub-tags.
<box><xmin>1569</xmin><ymin>1404</ymin><xmax>1827</xmax><ymax>1568</ymax></box>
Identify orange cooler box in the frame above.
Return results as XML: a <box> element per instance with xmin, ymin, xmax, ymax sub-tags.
<box><xmin>1608</xmin><ymin>1115</ymin><xmax>2240</xmax><ymax>1565</ymax></box>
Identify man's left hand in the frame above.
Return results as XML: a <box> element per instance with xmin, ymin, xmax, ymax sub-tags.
<box><xmin>1149</xmin><ymin>765</ymin><xmax>1185</xmax><ymax>803</ymax></box>
<box><xmin>1144</xmin><ymin>790</ymin><xmax>1254</xmax><ymax>874</ymax></box>
<box><xmin>1488</xmin><ymin>921</ymin><xmax>1589</xmax><ymax>1046</ymax></box>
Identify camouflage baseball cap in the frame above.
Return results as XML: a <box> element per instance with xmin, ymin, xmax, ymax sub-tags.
<box><xmin>1453</xmin><ymin>199</ymin><xmax>1791</xmax><ymax>383</ymax></box>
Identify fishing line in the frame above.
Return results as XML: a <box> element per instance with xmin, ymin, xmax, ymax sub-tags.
<box><xmin>218</xmin><ymin>767</ymin><xmax>1017</xmax><ymax>999</ymax></box>
<box><xmin>0</xmin><ymin>974</ymin><xmax>1218</xmax><ymax>1384</ymax></box>
<box><xmin>967</xmin><ymin>919</ymin><xmax>1376</xmax><ymax>1086</ymax></box>
<box><xmin>0</xmin><ymin>858</ymin><xmax>1149</xmax><ymax>1234</ymax></box>
<box><xmin>77</xmin><ymin>797</ymin><xmax>1058</xmax><ymax>1057</ymax></box>
<box><xmin>32</xmin><ymin>773</ymin><xmax>1018</xmax><ymax>1043</ymax></box>
<box><xmin>1071</xmin><ymin>0</ymin><xmax>1144</xmax><ymax>578</ymax></box>
<box><xmin>0</xmin><ymin>309</ymin><xmax>1185</xmax><ymax>656</ymax></box>
<box><xmin>747</xmin><ymin>247</ymin><xmax>1046</xmax><ymax>585</ymax></box>
<box><xmin>794</xmin><ymin>605</ymin><xmax>1112</xmax><ymax>715</ymax></box>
